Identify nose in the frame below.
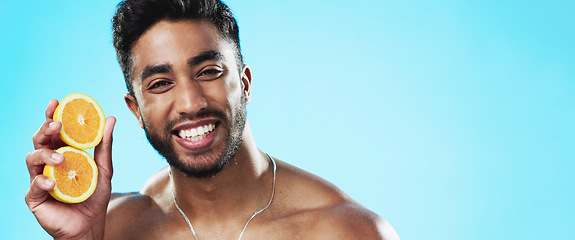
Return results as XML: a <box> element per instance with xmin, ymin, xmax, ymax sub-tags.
<box><xmin>174</xmin><ymin>80</ymin><xmax>208</xmax><ymax>115</ymax></box>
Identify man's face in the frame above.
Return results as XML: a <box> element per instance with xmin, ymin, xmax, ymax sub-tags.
<box><xmin>125</xmin><ymin>20</ymin><xmax>250</xmax><ymax>178</ymax></box>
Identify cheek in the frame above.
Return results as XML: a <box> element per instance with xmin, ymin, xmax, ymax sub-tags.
<box><xmin>222</xmin><ymin>76</ymin><xmax>244</xmax><ymax>102</ymax></box>
<box><xmin>201</xmin><ymin>79</ymin><xmax>240</xmax><ymax>107</ymax></box>
<box><xmin>139</xmin><ymin>97</ymin><xmax>172</xmax><ymax>128</ymax></box>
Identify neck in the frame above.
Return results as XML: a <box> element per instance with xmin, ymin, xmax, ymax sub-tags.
<box><xmin>170</xmin><ymin>122</ymin><xmax>274</xmax><ymax>220</ymax></box>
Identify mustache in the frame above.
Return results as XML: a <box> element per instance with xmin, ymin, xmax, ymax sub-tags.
<box><xmin>163</xmin><ymin>108</ymin><xmax>228</xmax><ymax>134</ymax></box>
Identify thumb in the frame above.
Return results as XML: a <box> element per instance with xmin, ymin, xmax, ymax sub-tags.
<box><xmin>94</xmin><ymin>116</ymin><xmax>116</xmax><ymax>181</ymax></box>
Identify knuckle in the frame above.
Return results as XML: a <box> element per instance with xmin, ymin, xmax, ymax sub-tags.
<box><xmin>32</xmin><ymin>122</ymin><xmax>48</xmax><ymax>146</ymax></box>
<box><xmin>25</xmin><ymin>150</ymin><xmax>38</xmax><ymax>164</ymax></box>
<box><xmin>25</xmin><ymin>184</ymin><xmax>41</xmax><ymax>209</ymax></box>
<box><xmin>32</xmin><ymin>132</ymin><xmax>40</xmax><ymax>145</ymax></box>
<box><xmin>24</xmin><ymin>189</ymin><xmax>32</xmax><ymax>205</ymax></box>
<box><xmin>26</xmin><ymin>149</ymin><xmax>52</xmax><ymax>167</ymax></box>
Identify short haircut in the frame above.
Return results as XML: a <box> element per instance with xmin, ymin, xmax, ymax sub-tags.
<box><xmin>112</xmin><ymin>0</ymin><xmax>243</xmax><ymax>96</ymax></box>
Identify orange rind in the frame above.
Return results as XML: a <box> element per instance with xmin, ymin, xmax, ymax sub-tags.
<box><xmin>53</xmin><ymin>93</ymin><xmax>105</xmax><ymax>149</ymax></box>
<box><xmin>44</xmin><ymin>146</ymin><xmax>98</xmax><ymax>203</ymax></box>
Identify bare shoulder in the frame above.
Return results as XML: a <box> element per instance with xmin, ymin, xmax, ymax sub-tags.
<box><xmin>107</xmin><ymin>167</ymin><xmax>171</xmax><ymax>213</ymax></box>
<box><xmin>105</xmin><ymin>192</ymin><xmax>154</xmax><ymax>239</ymax></box>
<box><xmin>273</xmin><ymin>159</ymin><xmax>399</xmax><ymax>239</ymax></box>
<box><xmin>312</xmin><ymin>202</ymin><xmax>400</xmax><ymax>240</ymax></box>
<box><xmin>105</xmin><ymin>167</ymin><xmax>173</xmax><ymax>239</ymax></box>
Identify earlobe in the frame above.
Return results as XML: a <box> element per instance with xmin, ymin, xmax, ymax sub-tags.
<box><xmin>241</xmin><ymin>65</ymin><xmax>252</xmax><ymax>104</ymax></box>
<box><xmin>124</xmin><ymin>93</ymin><xmax>144</xmax><ymax>129</ymax></box>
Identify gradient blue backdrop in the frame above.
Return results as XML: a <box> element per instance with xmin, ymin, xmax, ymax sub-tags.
<box><xmin>1</xmin><ymin>0</ymin><xmax>574</xmax><ymax>239</ymax></box>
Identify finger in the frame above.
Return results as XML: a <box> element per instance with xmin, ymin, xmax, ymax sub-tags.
<box><xmin>25</xmin><ymin>175</ymin><xmax>55</xmax><ymax>211</ymax></box>
<box><xmin>32</xmin><ymin>121</ymin><xmax>62</xmax><ymax>150</ymax></box>
<box><xmin>45</xmin><ymin>99</ymin><xmax>58</xmax><ymax>122</ymax></box>
<box><xmin>94</xmin><ymin>116</ymin><xmax>116</xmax><ymax>180</ymax></box>
<box><xmin>26</xmin><ymin>149</ymin><xmax>65</xmax><ymax>182</ymax></box>
<box><xmin>32</xmin><ymin>99</ymin><xmax>61</xmax><ymax>150</ymax></box>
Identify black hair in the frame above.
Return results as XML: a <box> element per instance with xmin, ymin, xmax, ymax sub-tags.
<box><xmin>112</xmin><ymin>0</ymin><xmax>243</xmax><ymax>96</ymax></box>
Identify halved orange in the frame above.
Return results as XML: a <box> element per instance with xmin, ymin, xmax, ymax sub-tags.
<box><xmin>43</xmin><ymin>146</ymin><xmax>98</xmax><ymax>203</ymax></box>
<box><xmin>54</xmin><ymin>93</ymin><xmax>105</xmax><ymax>149</ymax></box>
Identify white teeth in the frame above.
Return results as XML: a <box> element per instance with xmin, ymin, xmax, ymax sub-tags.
<box><xmin>178</xmin><ymin>124</ymin><xmax>216</xmax><ymax>140</ymax></box>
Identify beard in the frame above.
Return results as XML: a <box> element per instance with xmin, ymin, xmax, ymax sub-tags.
<box><xmin>143</xmin><ymin>95</ymin><xmax>247</xmax><ymax>178</ymax></box>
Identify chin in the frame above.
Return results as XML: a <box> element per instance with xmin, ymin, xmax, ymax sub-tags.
<box><xmin>168</xmin><ymin>146</ymin><xmax>237</xmax><ymax>178</ymax></box>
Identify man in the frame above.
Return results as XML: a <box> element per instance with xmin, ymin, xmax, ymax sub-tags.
<box><xmin>25</xmin><ymin>0</ymin><xmax>399</xmax><ymax>239</ymax></box>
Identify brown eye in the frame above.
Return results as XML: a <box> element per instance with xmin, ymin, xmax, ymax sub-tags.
<box><xmin>198</xmin><ymin>68</ymin><xmax>223</xmax><ymax>79</ymax></box>
<box><xmin>148</xmin><ymin>80</ymin><xmax>171</xmax><ymax>90</ymax></box>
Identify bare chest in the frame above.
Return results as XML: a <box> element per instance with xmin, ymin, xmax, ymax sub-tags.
<box><xmin>111</xmin><ymin>210</ymin><xmax>324</xmax><ymax>240</ymax></box>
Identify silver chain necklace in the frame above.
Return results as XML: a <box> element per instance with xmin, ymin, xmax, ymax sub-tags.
<box><xmin>171</xmin><ymin>155</ymin><xmax>277</xmax><ymax>240</ymax></box>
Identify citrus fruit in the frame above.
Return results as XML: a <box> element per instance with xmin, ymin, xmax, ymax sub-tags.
<box><xmin>43</xmin><ymin>146</ymin><xmax>98</xmax><ymax>203</ymax></box>
<box><xmin>53</xmin><ymin>93</ymin><xmax>105</xmax><ymax>149</ymax></box>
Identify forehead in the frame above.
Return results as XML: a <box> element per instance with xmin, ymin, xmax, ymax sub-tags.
<box><xmin>131</xmin><ymin>20</ymin><xmax>236</xmax><ymax>77</ymax></box>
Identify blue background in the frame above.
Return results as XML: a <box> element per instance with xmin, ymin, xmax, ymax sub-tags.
<box><xmin>1</xmin><ymin>0</ymin><xmax>574</xmax><ymax>239</ymax></box>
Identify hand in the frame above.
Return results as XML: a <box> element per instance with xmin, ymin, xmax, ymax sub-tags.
<box><xmin>25</xmin><ymin>99</ymin><xmax>116</xmax><ymax>240</ymax></box>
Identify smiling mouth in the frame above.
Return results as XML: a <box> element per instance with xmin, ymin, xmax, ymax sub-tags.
<box><xmin>176</xmin><ymin>123</ymin><xmax>218</xmax><ymax>141</ymax></box>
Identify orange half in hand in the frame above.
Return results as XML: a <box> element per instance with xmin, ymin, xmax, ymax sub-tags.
<box><xmin>44</xmin><ymin>146</ymin><xmax>98</xmax><ymax>203</ymax></box>
<box><xmin>54</xmin><ymin>93</ymin><xmax>105</xmax><ymax>149</ymax></box>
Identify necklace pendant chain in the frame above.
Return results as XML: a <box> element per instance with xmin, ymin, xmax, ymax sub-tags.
<box><xmin>171</xmin><ymin>154</ymin><xmax>277</xmax><ymax>240</ymax></box>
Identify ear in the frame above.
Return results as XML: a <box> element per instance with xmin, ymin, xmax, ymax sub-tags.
<box><xmin>124</xmin><ymin>93</ymin><xmax>144</xmax><ymax>129</ymax></box>
<box><xmin>241</xmin><ymin>65</ymin><xmax>252</xmax><ymax>104</ymax></box>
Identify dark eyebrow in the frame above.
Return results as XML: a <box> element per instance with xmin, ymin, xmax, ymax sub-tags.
<box><xmin>139</xmin><ymin>63</ymin><xmax>172</xmax><ymax>83</ymax></box>
<box><xmin>188</xmin><ymin>50</ymin><xmax>225</xmax><ymax>67</ymax></box>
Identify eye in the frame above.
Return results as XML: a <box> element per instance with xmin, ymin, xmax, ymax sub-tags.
<box><xmin>147</xmin><ymin>79</ymin><xmax>172</xmax><ymax>90</ymax></box>
<box><xmin>201</xmin><ymin>69</ymin><xmax>221</xmax><ymax>75</ymax></box>
<box><xmin>197</xmin><ymin>67</ymin><xmax>223</xmax><ymax>80</ymax></box>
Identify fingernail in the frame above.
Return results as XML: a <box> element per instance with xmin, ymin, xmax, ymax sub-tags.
<box><xmin>43</xmin><ymin>178</ymin><xmax>54</xmax><ymax>188</ymax></box>
<box><xmin>51</xmin><ymin>153</ymin><xmax>64</xmax><ymax>163</ymax></box>
<box><xmin>49</xmin><ymin>121</ymin><xmax>58</xmax><ymax>128</ymax></box>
